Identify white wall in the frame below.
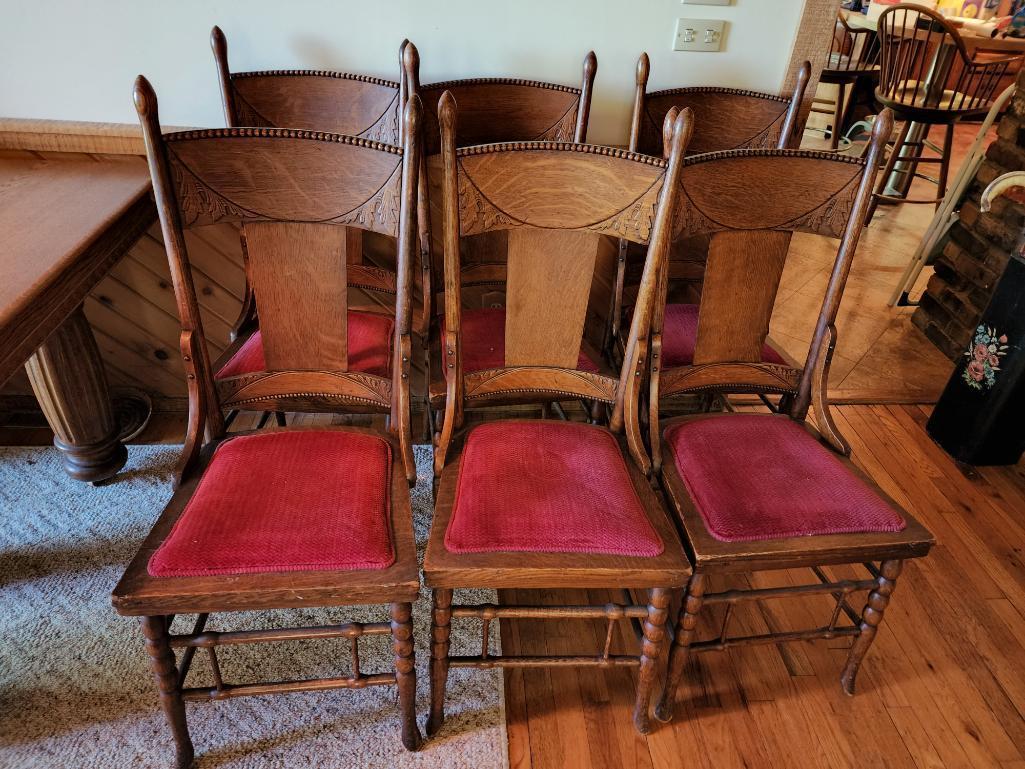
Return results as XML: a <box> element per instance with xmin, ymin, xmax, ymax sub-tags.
<box><xmin>0</xmin><ymin>0</ymin><xmax>806</xmax><ymax>146</ymax></box>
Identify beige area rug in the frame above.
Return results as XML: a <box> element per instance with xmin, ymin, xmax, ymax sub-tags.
<box><xmin>0</xmin><ymin>444</ymin><xmax>507</xmax><ymax>769</ymax></box>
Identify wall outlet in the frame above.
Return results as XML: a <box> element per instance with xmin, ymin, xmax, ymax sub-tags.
<box><xmin>683</xmin><ymin>0</ymin><xmax>731</xmax><ymax>5</ymax></box>
<box><xmin>673</xmin><ymin>19</ymin><xmax>726</xmax><ymax>52</ymax></box>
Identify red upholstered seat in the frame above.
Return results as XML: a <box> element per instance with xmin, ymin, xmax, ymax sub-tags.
<box><xmin>455</xmin><ymin>308</ymin><xmax>600</xmax><ymax>373</ymax></box>
<box><xmin>445</xmin><ymin>420</ymin><xmax>663</xmax><ymax>556</ymax></box>
<box><xmin>215</xmin><ymin>310</ymin><xmax>394</xmax><ymax>379</ymax></box>
<box><xmin>661</xmin><ymin>303</ymin><xmax>785</xmax><ymax>367</ymax></box>
<box><xmin>148</xmin><ymin>430</ymin><xmax>394</xmax><ymax>577</ymax></box>
<box><xmin>666</xmin><ymin>414</ymin><xmax>906</xmax><ymax>542</ymax></box>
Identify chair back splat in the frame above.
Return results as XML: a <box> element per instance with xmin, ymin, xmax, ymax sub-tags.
<box><xmin>647</xmin><ymin>109</ymin><xmax>895</xmax><ymax>472</ymax></box>
<box><xmin>135</xmin><ymin>75</ymin><xmax>423</xmax><ymax>485</ymax></box>
<box><xmin>433</xmin><ymin>89</ymin><xmax>694</xmax><ymax>476</ymax></box>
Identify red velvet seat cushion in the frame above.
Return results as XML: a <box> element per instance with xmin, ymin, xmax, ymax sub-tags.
<box><xmin>452</xmin><ymin>308</ymin><xmax>600</xmax><ymax>373</ymax></box>
<box><xmin>661</xmin><ymin>303</ymin><xmax>785</xmax><ymax>367</ymax></box>
<box><xmin>215</xmin><ymin>311</ymin><xmax>394</xmax><ymax>380</ymax></box>
<box><xmin>148</xmin><ymin>430</ymin><xmax>394</xmax><ymax>577</ymax></box>
<box><xmin>445</xmin><ymin>420</ymin><xmax>663</xmax><ymax>556</ymax></box>
<box><xmin>666</xmin><ymin>414</ymin><xmax>906</xmax><ymax>542</ymax></box>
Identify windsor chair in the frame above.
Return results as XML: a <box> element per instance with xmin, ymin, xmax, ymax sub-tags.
<box><xmin>866</xmin><ymin>4</ymin><xmax>1022</xmax><ymax>222</ymax></box>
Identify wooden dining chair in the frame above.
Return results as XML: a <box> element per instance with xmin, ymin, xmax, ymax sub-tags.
<box><xmin>866</xmin><ymin>4</ymin><xmax>1022</xmax><ymax>222</ymax></box>
<box><xmin>398</xmin><ymin>45</ymin><xmax>601</xmax><ymax>424</ymax></box>
<box><xmin>644</xmin><ymin>109</ymin><xmax>936</xmax><ymax>725</ymax></box>
<box><xmin>112</xmin><ymin>76</ymin><xmax>424</xmax><ymax>767</ymax></box>
<box><xmin>210</xmin><ymin>28</ymin><xmax>431</xmax><ymax>415</ymax></box>
<box><xmin>606</xmin><ymin>56</ymin><xmax>811</xmax><ymax>361</ymax></box>
<box><xmin>423</xmin><ymin>92</ymin><xmax>693</xmax><ymax>737</ymax></box>
<box><xmin>810</xmin><ymin>11</ymin><xmax>881</xmax><ymax>151</ymax></box>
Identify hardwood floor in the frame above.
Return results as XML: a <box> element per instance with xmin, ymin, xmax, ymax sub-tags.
<box><xmin>500</xmin><ymin>404</ymin><xmax>1025</xmax><ymax>769</ymax></box>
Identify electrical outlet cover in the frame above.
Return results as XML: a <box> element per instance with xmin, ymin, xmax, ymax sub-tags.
<box><xmin>673</xmin><ymin>18</ymin><xmax>726</xmax><ymax>52</ymax></box>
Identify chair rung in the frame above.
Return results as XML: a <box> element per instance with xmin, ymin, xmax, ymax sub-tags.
<box><xmin>873</xmin><ymin>194</ymin><xmax>944</xmax><ymax>205</ymax></box>
<box><xmin>169</xmin><ymin>622</ymin><xmax>391</xmax><ymax>648</ymax></box>
<box><xmin>701</xmin><ymin>578</ymin><xmax>876</xmax><ymax>606</ymax></box>
<box><xmin>451</xmin><ymin>603</ymin><xmax>648</xmax><ymax>620</ymax></box>
<box><xmin>181</xmin><ymin>672</ymin><xmax>396</xmax><ymax>700</ymax></box>
<box><xmin>448</xmin><ymin>654</ymin><xmax>640</xmax><ymax>669</ymax></box>
<box><xmin>691</xmin><ymin>625</ymin><xmax>860</xmax><ymax>654</ymax></box>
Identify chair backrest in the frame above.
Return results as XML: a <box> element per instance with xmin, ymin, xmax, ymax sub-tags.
<box><xmin>876</xmin><ymin>4</ymin><xmax>1020</xmax><ymax>115</ymax></box>
<box><xmin>134</xmin><ymin>75</ymin><xmax>423</xmax><ymax>484</ymax></box>
<box><xmin>648</xmin><ymin>109</ymin><xmax>895</xmax><ymax>467</ymax></box>
<box><xmin>211</xmin><ymin>26</ymin><xmax>405</xmax><ymax>143</ymax></box>
<box><xmin>434</xmin><ymin>91</ymin><xmax>692</xmax><ymax>474</ymax></box>
<box><xmin>826</xmin><ymin>11</ymin><xmax>881</xmax><ymax>74</ymax></box>
<box><xmin>629</xmin><ymin>55</ymin><xmax>810</xmax><ymax>156</ymax></box>
<box><xmin>407</xmin><ymin>45</ymin><xmax>597</xmax><ymax>155</ymax></box>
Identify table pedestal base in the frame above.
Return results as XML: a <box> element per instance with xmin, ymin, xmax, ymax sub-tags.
<box><xmin>25</xmin><ymin>305</ymin><xmax>127</xmax><ymax>482</ymax></box>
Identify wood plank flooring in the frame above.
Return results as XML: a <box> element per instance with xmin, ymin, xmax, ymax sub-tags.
<box><xmin>499</xmin><ymin>404</ymin><xmax>1025</xmax><ymax>769</ymax></box>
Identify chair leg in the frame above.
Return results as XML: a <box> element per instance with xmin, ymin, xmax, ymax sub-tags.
<box><xmin>866</xmin><ymin>118</ymin><xmax>913</xmax><ymax>225</ymax></box>
<box><xmin>427</xmin><ymin>588</ymin><xmax>453</xmax><ymax>736</ymax></box>
<box><xmin>831</xmin><ymin>82</ymin><xmax>847</xmax><ymax>151</ymax></box>
<box><xmin>936</xmin><ymin>123</ymin><xmax>955</xmax><ymax>209</ymax></box>
<box><xmin>840</xmin><ymin>559</ymin><xmax>903</xmax><ymax>696</ymax></box>
<box><xmin>141</xmin><ymin>616</ymin><xmax>194</xmax><ymax>769</ymax></box>
<box><xmin>654</xmin><ymin>572</ymin><xmax>707</xmax><ymax>723</ymax></box>
<box><xmin>390</xmin><ymin>602</ymin><xmax>422</xmax><ymax>750</ymax></box>
<box><xmin>274</xmin><ymin>411</ymin><xmax>287</xmax><ymax>427</ymax></box>
<box><xmin>633</xmin><ymin>587</ymin><xmax>671</xmax><ymax>734</ymax></box>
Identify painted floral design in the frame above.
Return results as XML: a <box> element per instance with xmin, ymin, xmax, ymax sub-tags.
<box><xmin>962</xmin><ymin>325</ymin><xmax>1008</xmax><ymax>390</ymax></box>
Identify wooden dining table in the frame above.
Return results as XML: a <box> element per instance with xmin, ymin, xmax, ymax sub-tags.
<box><xmin>0</xmin><ymin>151</ymin><xmax>155</xmax><ymax>482</ymax></box>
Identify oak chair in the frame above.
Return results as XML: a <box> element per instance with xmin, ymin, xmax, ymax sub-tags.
<box><xmin>644</xmin><ymin>109</ymin><xmax>936</xmax><ymax>724</ymax></box>
<box><xmin>210</xmin><ymin>28</ymin><xmax>431</xmax><ymax>411</ymax></box>
<box><xmin>423</xmin><ymin>92</ymin><xmax>693</xmax><ymax>737</ymax></box>
<box><xmin>811</xmin><ymin>11</ymin><xmax>881</xmax><ymax>151</ymax></box>
<box><xmin>866</xmin><ymin>4</ymin><xmax>1022</xmax><ymax>222</ymax></box>
<box><xmin>112</xmin><ymin>76</ymin><xmax>424</xmax><ymax>767</ymax></box>
<box><xmin>607</xmin><ymin>56</ymin><xmax>812</xmax><ymax>360</ymax></box>
<box><xmin>397</xmin><ymin>45</ymin><xmax>601</xmax><ymax>420</ymax></box>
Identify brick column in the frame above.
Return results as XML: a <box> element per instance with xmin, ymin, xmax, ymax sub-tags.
<box><xmin>912</xmin><ymin>71</ymin><xmax>1025</xmax><ymax>361</ymax></box>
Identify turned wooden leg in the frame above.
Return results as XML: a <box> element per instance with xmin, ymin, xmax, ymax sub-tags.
<box><xmin>633</xmin><ymin>587</ymin><xmax>671</xmax><ymax>734</ymax></box>
<box><xmin>841</xmin><ymin>560</ymin><xmax>903</xmax><ymax>695</ymax></box>
<box><xmin>25</xmin><ymin>305</ymin><xmax>127</xmax><ymax>483</ymax></box>
<box><xmin>141</xmin><ymin>616</ymin><xmax>194</xmax><ymax>769</ymax></box>
<box><xmin>655</xmin><ymin>572</ymin><xmax>706</xmax><ymax>723</ymax></box>
<box><xmin>390</xmin><ymin>602</ymin><xmax>421</xmax><ymax>750</ymax></box>
<box><xmin>427</xmin><ymin>588</ymin><xmax>453</xmax><ymax>736</ymax></box>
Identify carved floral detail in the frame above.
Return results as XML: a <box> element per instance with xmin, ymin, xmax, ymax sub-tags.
<box><xmin>169</xmin><ymin>156</ymin><xmax>251</xmax><ymax>227</ymax></box>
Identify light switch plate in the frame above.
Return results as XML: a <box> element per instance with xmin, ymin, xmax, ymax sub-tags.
<box><xmin>683</xmin><ymin>0</ymin><xmax>731</xmax><ymax>5</ymax></box>
<box><xmin>673</xmin><ymin>18</ymin><xmax>726</xmax><ymax>52</ymax></box>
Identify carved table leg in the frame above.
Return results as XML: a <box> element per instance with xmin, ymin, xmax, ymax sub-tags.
<box><xmin>25</xmin><ymin>305</ymin><xmax>127</xmax><ymax>482</ymax></box>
